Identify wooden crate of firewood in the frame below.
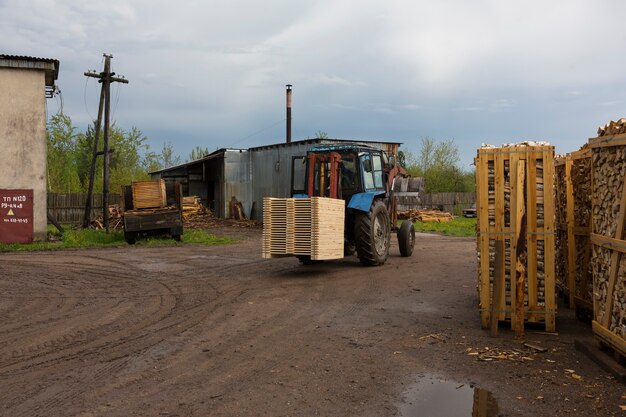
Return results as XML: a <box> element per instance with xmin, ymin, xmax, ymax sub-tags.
<box><xmin>589</xmin><ymin>129</ymin><xmax>626</xmax><ymax>356</ymax></box>
<box><xmin>554</xmin><ymin>147</ymin><xmax>593</xmax><ymax>313</ymax></box>
<box><xmin>475</xmin><ymin>143</ymin><xmax>556</xmax><ymax>333</ymax></box>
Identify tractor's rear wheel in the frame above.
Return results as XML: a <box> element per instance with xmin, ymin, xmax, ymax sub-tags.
<box><xmin>354</xmin><ymin>200</ymin><xmax>391</xmax><ymax>266</ymax></box>
<box><xmin>398</xmin><ymin>220</ymin><xmax>415</xmax><ymax>257</ymax></box>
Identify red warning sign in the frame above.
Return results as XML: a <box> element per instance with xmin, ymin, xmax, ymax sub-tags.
<box><xmin>0</xmin><ymin>189</ymin><xmax>33</xmax><ymax>243</ymax></box>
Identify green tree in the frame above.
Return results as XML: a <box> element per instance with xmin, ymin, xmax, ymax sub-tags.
<box><xmin>159</xmin><ymin>142</ymin><xmax>181</xmax><ymax>169</ymax></box>
<box><xmin>188</xmin><ymin>146</ymin><xmax>210</xmax><ymax>162</ymax></box>
<box><xmin>47</xmin><ymin>114</ymin><xmax>159</xmax><ymax>193</ymax></box>
<box><xmin>402</xmin><ymin>138</ymin><xmax>474</xmax><ymax>193</ymax></box>
<box><xmin>47</xmin><ymin>114</ymin><xmax>81</xmax><ymax>192</ymax></box>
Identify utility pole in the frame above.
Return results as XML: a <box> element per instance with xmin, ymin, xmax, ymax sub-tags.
<box><xmin>82</xmin><ymin>54</ymin><xmax>129</xmax><ymax>232</ymax></box>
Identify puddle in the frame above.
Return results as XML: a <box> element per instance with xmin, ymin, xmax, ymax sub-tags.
<box><xmin>398</xmin><ymin>376</ymin><xmax>499</xmax><ymax>417</ymax></box>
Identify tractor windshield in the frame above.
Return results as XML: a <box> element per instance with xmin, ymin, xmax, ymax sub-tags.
<box><xmin>360</xmin><ymin>152</ymin><xmax>385</xmax><ymax>191</ymax></box>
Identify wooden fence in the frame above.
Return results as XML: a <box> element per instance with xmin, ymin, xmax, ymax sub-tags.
<box><xmin>418</xmin><ymin>192</ymin><xmax>475</xmax><ymax>215</ymax></box>
<box><xmin>48</xmin><ymin>193</ymin><xmax>121</xmax><ymax>225</ymax></box>
<box><xmin>48</xmin><ymin>191</ymin><xmax>475</xmax><ymax>224</ymax></box>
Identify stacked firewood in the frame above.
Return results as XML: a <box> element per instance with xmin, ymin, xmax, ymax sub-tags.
<box><xmin>571</xmin><ymin>153</ymin><xmax>593</xmax><ymax>303</ymax></box>
<box><xmin>90</xmin><ymin>205</ymin><xmax>123</xmax><ymax>230</ymax></box>
<box><xmin>398</xmin><ymin>209</ymin><xmax>454</xmax><ymax>222</ymax></box>
<box><xmin>591</xmin><ymin>142</ymin><xmax>626</xmax><ymax>335</ymax></box>
<box><xmin>476</xmin><ymin>141</ymin><xmax>555</xmax><ymax>331</ymax></box>
<box><xmin>597</xmin><ymin>118</ymin><xmax>626</xmax><ymax>137</ymax></box>
<box><xmin>554</xmin><ymin>159</ymin><xmax>568</xmax><ymax>296</ymax></box>
<box><xmin>182</xmin><ymin>196</ymin><xmax>208</xmax><ymax>218</ymax></box>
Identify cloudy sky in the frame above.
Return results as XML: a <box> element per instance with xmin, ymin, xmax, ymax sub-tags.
<box><xmin>3</xmin><ymin>0</ymin><xmax>626</xmax><ymax>168</ymax></box>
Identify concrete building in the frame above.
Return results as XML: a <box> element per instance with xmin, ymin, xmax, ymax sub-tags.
<box><xmin>150</xmin><ymin>138</ymin><xmax>402</xmax><ymax>221</ymax></box>
<box><xmin>0</xmin><ymin>55</ymin><xmax>59</xmax><ymax>241</ymax></box>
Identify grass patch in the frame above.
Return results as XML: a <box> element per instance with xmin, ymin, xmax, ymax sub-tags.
<box><xmin>409</xmin><ymin>216</ymin><xmax>476</xmax><ymax>237</ymax></box>
<box><xmin>0</xmin><ymin>227</ymin><xmax>233</xmax><ymax>252</ymax></box>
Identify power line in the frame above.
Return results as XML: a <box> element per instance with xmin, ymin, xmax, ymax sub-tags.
<box><xmin>227</xmin><ymin>118</ymin><xmax>286</xmax><ymax>148</ymax></box>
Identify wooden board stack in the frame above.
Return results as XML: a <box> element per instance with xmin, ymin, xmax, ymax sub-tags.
<box><xmin>131</xmin><ymin>180</ymin><xmax>167</xmax><ymax>209</ymax></box>
<box><xmin>262</xmin><ymin>197</ymin><xmax>345</xmax><ymax>260</ymax></box>
<box><xmin>399</xmin><ymin>209</ymin><xmax>454</xmax><ymax>222</ymax></box>
<box><xmin>554</xmin><ymin>148</ymin><xmax>593</xmax><ymax>312</ymax></box>
<box><xmin>475</xmin><ymin>143</ymin><xmax>556</xmax><ymax>333</ymax></box>
<box><xmin>589</xmin><ymin>129</ymin><xmax>626</xmax><ymax>355</ymax></box>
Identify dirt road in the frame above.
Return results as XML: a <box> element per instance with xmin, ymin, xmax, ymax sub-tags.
<box><xmin>0</xmin><ymin>228</ymin><xmax>623</xmax><ymax>416</ymax></box>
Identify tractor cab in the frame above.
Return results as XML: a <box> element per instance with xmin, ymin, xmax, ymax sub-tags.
<box><xmin>290</xmin><ymin>144</ymin><xmax>415</xmax><ymax>266</ymax></box>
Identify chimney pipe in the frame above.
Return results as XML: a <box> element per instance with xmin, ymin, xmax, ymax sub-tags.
<box><xmin>286</xmin><ymin>84</ymin><xmax>292</xmax><ymax>143</ymax></box>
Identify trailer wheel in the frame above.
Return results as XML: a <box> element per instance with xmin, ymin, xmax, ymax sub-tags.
<box><xmin>354</xmin><ymin>200</ymin><xmax>390</xmax><ymax>266</ymax></box>
<box><xmin>398</xmin><ymin>220</ymin><xmax>415</xmax><ymax>257</ymax></box>
<box><xmin>124</xmin><ymin>232</ymin><xmax>137</xmax><ymax>245</ymax></box>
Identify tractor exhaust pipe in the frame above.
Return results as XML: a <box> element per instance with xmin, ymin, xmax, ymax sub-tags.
<box><xmin>286</xmin><ymin>84</ymin><xmax>292</xmax><ymax>143</ymax></box>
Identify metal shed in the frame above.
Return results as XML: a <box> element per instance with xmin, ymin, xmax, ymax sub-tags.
<box><xmin>150</xmin><ymin>138</ymin><xmax>401</xmax><ymax>221</ymax></box>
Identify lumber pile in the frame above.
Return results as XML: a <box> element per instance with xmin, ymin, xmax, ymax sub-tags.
<box><xmin>475</xmin><ymin>142</ymin><xmax>556</xmax><ymax>333</ymax></box>
<box><xmin>131</xmin><ymin>180</ymin><xmax>167</xmax><ymax>209</ymax></box>
<box><xmin>598</xmin><ymin>118</ymin><xmax>626</xmax><ymax>137</ymax></box>
<box><xmin>182</xmin><ymin>196</ymin><xmax>208</xmax><ymax>218</ymax></box>
<box><xmin>399</xmin><ymin>209</ymin><xmax>454</xmax><ymax>222</ymax></box>
<box><xmin>90</xmin><ymin>205</ymin><xmax>123</xmax><ymax>230</ymax></box>
<box><xmin>262</xmin><ymin>197</ymin><xmax>345</xmax><ymax>260</ymax></box>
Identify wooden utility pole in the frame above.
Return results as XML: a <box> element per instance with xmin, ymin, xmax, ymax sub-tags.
<box><xmin>82</xmin><ymin>54</ymin><xmax>128</xmax><ymax>232</ymax></box>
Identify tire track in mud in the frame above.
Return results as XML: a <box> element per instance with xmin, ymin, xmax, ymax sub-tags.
<box><xmin>0</xmin><ymin>251</ymin><xmax>229</xmax><ymax>417</ymax></box>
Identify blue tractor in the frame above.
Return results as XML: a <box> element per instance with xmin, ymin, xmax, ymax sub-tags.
<box><xmin>292</xmin><ymin>144</ymin><xmax>415</xmax><ymax>266</ymax></box>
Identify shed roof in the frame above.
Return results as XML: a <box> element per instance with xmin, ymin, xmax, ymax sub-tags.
<box><xmin>148</xmin><ymin>148</ymin><xmax>247</xmax><ymax>175</ymax></box>
<box><xmin>247</xmin><ymin>137</ymin><xmax>402</xmax><ymax>151</ymax></box>
<box><xmin>0</xmin><ymin>54</ymin><xmax>60</xmax><ymax>86</ymax></box>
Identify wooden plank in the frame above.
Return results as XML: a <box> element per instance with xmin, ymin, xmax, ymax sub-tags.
<box><xmin>602</xmin><ymin>173</ymin><xmax>626</xmax><ymax>328</ymax></box>
<box><xmin>526</xmin><ymin>153</ymin><xmax>538</xmax><ymax>323</ymax></box>
<box><xmin>565</xmin><ymin>158</ymin><xmax>576</xmax><ymax>308</ymax></box>
<box><xmin>575</xmin><ymin>339</ymin><xmax>626</xmax><ymax>383</ymax></box>
<box><xmin>513</xmin><ymin>160</ymin><xmax>526</xmax><ymax>335</ymax></box>
<box><xmin>477</xmin><ymin>154</ymin><xmax>492</xmax><ymax>329</ymax></box>
<box><xmin>590</xmin><ymin>233</ymin><xmax>626</xmax><ymax>254</ymax></box>
<box><xmin>589</xmin><ymin>133</ymin><xmax>626</xmax><ymax>149</ymax></box>
<box><xmin>490</xmin><ymin>240</ymin><xmax>505</xmax><ymax>337</ymax></box>
<box><xmin>494</xmin><ymin>152</ymin><xmax>506</xmax><ymax>321</ymax></box>
<box><xmin>543</xmin><ymin>149</ymin><xmax>557</xmax><ymax>332</ymax></box>
<box><xmin>508</xmin><ymin>152</ymin><xmax>520</xmax><ymax>328</ymax></box>
<box><xmin>593</xmin><ymin>320</ymin><xmax>626</xmax><ymax>358</ymax></box>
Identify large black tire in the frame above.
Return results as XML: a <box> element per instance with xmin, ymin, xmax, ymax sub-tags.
<box><xmin>354</xmin><ymin>200</ymin><xmax>391</xmax><ymax>266</ymax></box>
<box><xmin>398</xmin><ymin>220</ymin><xmax>415</xmax><ymax>257</ymax></box>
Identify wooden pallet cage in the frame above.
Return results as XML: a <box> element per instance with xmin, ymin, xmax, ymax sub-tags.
<box><xmin>131</xmin><ymin>180</ymin><xmax>167</xmax><ymax>209</ymax></box>
<box><xmin>554</xmin><ymin>148</ymin><xmax>593</xmax><ymax>312</ymax></box>
<box><xmin>476</xmin><ymin>144</ymin><xmax>556</xmax><ymax>332</ymax></box>
<box><xmin>589</xmin><ymin>132</ymin><xmax>626</xmax><ymax>356</ymax></box>
<box><xmin>262</xmin><ymin>197</ymin><xmax>345</xmax><ymax>260</ymax></box>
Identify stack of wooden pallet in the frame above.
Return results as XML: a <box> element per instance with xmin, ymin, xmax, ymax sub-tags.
<box><xmin>131</xmin><ymin>180</ymin><xmax>167</xmax><ymax>209</ymax></box>
<box><xmin>262</xmin><ymin>197</ymin><xmax>345</xmax><ymax>260</ymax></box>
<box><xmin>475</xmin><ymin>142</ymin><xmax>556</xmax><ymax>334</ymax></box>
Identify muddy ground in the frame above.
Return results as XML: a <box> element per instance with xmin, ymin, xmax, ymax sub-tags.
<box><xmin>0</xmin><ymin>227</ymin><xmax>624</xmax><ymax>416</ymax></box>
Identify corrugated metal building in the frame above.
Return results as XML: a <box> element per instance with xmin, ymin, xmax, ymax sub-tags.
<box><xmin>150</xmin><ymin>138</ymin><xmax>401</xmax><ymax>221</ymax></box>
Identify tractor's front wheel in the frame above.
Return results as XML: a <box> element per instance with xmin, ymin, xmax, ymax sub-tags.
<box><xmin>354</xmin><ymin>200</ymin><xmax>391</xmax><ymax>266</ymax></box>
